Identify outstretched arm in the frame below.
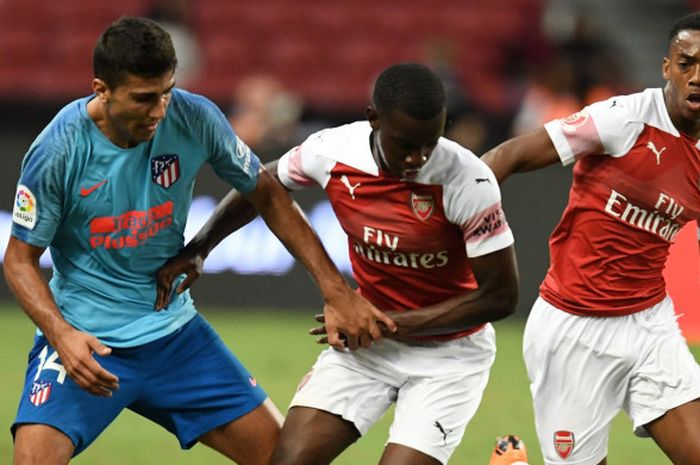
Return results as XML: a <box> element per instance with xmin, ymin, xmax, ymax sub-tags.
<box><xmin>248</xmin><ymin>168</ymin><xmax>397</xmax><ymax>349</ymax></box>
<box><xmin>481</xmin><ymin>128</ymin><xmax>561</xmax><ymax>184</ymax></box>
<box><xmin>4</xmin><ymin>237</ymin><xmax>119</xmax><ymax>396</ymax></box>
<box><xmin>156</xmin><ymin>162</ymin><xmax>396</xmax><ymax>350</ymax></box>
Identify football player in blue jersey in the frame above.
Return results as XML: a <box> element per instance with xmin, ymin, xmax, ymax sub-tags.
<box><xmin>4</xmin><ymin>16</ymin><xmax>394</xmax><ymax>465</ymax></box>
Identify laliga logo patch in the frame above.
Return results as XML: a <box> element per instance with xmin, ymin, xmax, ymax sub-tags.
<box><xmin>554</xmin><ymin>430</ymin><xmax>575</xmax><ymax>459</ymax></box>
<box><xmin>29</xmin><ymin>380</ymin><xmax>52</xmax><ymax>407</ymax></box>
<box><xmin>410</xmin><ymin>193</ymin><xmax>434</xmax><ymax>221</ymax></box>
<box><xmin>13</xmin><ymin>184</ymin><xmax>37</xmax><ymax>230</ymax></box>
<box><xmin>561</xmin><ymin>110</ymin><xmax>589</xmax><ymax>133</ymax></box>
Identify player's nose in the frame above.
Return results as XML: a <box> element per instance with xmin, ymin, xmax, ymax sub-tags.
<box><xmin>690</xmin><ymin>64</ymin><xmax>700</xmax><ymax>85</ymax></box>
<box><xmin>149</xmin><ymin>96</ymin><xmax>169</xmax><ymax>120</ymax></box>
<box><xmin>405</xmin><ymin>152</ymin><xmax>427</xmax><ymax>167</ymax></box>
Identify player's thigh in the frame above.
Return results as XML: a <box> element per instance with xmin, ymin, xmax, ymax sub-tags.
<box><xmin>14</xmin><ymin>424</ymin><xmax>73</xmax><ymax>465</ymax></box>
<box><xmin>523</xmin><ymin>298</ymin><xmax>633</xmax><ymax>465</ymax></box>
<box><xmin>625</xmin><ymin>302</ymin><xmax>700</xmax><ymax>465</ymax></box>
<box><xmin>130</xmin><ymin>315</ymin><xmax>271</xmax><ymax>450</ymax></box>
<box><xmin>388</xmin><ymin>371</ymin><xmax>482</xmax><ymax>465</ymax></box>
<box><xmin>388</xmin><ymin>326</ymin><xmax>496</xmax><ymax>465</ymax></box>
<box><xmin>645</xmin><ymin>399</ymin><xmax>700</xmax><ymax>465</ymax></box>
<box><xmin>199</xmin><ymin>397</ymin><xmax>283</xmax><ymax>465</ymax></box>
<box><xmin>289</xmin><ymin>347</ymin><xmax>397</xmax><ymax>436</ymax></box>
<box><xmin>13</xmin><ymin>335</ymin><xmax>136</xmax><ymax>457</ymax></box>
<box><xmin>625</xmin><ymin>300</ymin><xmax>700</xmax><ymax>436</ymax></box>
<box><xmin>269</xmin><ymin>406</ymin><xmax>361</xmax><ymax>465</ymax></box>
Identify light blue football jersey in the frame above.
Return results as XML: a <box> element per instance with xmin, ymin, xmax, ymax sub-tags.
<box><xmin>11</xmin><ymin>89</ymin><xmax>260</xmax><ymax>347</ymax></box>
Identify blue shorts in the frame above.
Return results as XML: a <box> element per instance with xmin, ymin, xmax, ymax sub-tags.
<box><xmin>12</xmin><ymin>314</ymin><xmax>268</xmax><ymax>456</ymax></box>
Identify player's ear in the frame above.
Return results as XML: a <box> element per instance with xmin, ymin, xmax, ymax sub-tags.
<box><xmin>92</xmin><ymin>78</ymin><xmax>110</xmax><ymax>103</ymax></box>
<box><xmin>662</xmin><ymin>56</ymin><xmax>671</xmax><ymax>81</ymax></box>
<box><xmin>366</xmin><ymin>105</ymin><xmax>379</xmax><ymax>129</ymax></box>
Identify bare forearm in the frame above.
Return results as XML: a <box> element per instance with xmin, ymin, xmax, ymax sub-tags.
<box><xmin>188</xmin><ymin>188</ymin><xmax>259</xmax><ymax>257</ymax></box>
<box><xmin>4</xmin><ymin>251</ymin><xmax>72</xmax><ymax>346</ymax></box>
<box><xmin>5</xmin><ymin>238</ymin><xmax>119</xmax><ymax>395</ymax></box>
<box><xmin>385</xmin><ymin>247</ymin><xmax>519</xmax><ymax>337</ymax></box>
<box><xmin>481</xmin><ymin>140</ymin><xmax>526</xmax><ymax>184</ymax></box>
<box><xmin>385</xmin><ymin>287</ymin><xmax>517</xmax><ymax>338</ymax></box>
<box><xmin>189</xmin><ymin>162</ymin><xmax>280</xmax><ymax>257</ymax></box>
<box><xmin>255</xmin><ymin>184</ymin><xmax>346</xmax><ymax>297</ymax></box>
<box><xmin>482</xmin><ymin>128</ymin><xmax>560</xmax><ymax>184</ymax></box>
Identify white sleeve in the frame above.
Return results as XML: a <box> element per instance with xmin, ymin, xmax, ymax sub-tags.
<box><xmin>444</xmin><ymin>164</ymin><xmax>514</xmax><ymax>258</ymax></box>
<box><xmin>277</xmin><ymin>131</ymin><xmax>336</xmax><ymax>190</ymax></box>
<box><xmin>544</xmin><ymin>98</ymin><xmax>645</xmax><ymax>166</ymax></box>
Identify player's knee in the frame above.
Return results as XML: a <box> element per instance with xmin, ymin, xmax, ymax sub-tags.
<box><xmin>13</xmin><ymin>425</ymin><xmax>73</xmax><ymax>465</ymax></box>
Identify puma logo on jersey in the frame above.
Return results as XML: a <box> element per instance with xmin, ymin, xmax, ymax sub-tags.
<box><xmin>340</xmin><ymin>175</ymin><xmax>360</xmax><ymax>199</ymax></box>
<box><xmin>646</xmin><ymin>141</ymin><xmax>666</xmax><ymax>165</ymax></box>
<box><xmin>475</xmin><ymin>177</ymin><xmax>491</xmax><ymax>184</ymax></box>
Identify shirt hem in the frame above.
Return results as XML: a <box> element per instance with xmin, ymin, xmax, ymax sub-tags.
<box><xmin>539</xmin><ymin>291</ymin><xmax>667</xmax><ymax>317</ymax></box>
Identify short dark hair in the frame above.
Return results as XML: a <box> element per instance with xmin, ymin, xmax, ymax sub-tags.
<box><xmin>668</xmin><ymin>12</ymin><xmax>700</xmax><ymax>47</ymax></box>
<box><xmin>372</xmin><ymin>63</ymin><xmax>446</xmax><ymax>119</ymax></box>
<box><xmin>93</xmin><ymin>16</ymin><xmax>177</xmax><ymax>88</ymax></box>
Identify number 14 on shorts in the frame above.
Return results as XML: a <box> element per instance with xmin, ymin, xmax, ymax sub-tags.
<box><xmin>34</xmin><ymin>345</ymin><xmax>67</xmax><ymax>384</ymax></box>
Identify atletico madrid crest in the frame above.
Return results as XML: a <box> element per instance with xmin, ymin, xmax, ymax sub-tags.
<box><xmin>410</xmin><ymin>193</ymin><xmax>434</xmax><ymax>221</ymax></box>
<box><xmin>151</xmin><ymin>154</ymin><xmax>180</xmax><ymax>188</ymax></box>
<box><xmin>554</xmin><ymin>430</ymin><xmax>575</xmax><ymax>459</ymax></box>
<box><xmin>29</xmin><ymin>380</ymin><xmax>52</xmax><ymax>407</ymax></box>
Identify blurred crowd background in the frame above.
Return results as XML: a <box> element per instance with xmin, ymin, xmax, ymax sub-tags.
<box><xmin>2</xmin><ymin>0</ymin><xmax>699</xmax><ymax>153</ymax></box>
<box><xmin>0</xmin><ymin>0</ymin><xmax>697</xmax><ymax>311</ymax></box>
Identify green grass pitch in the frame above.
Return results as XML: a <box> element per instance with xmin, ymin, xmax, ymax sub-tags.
<box><xmin>1</xmin><ymin>304</ymin><xmax>695</xmax><ymax>464</ymax></box>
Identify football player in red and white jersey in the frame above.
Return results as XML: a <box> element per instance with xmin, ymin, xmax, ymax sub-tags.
<box><xmin>483</xmin><ymin>12</ymin><xmax>700</xmax><ymax>465</ymax></box>
<box><xmin>157</xmin><ymin>63</ymin><xmax>519</xmax><ymax>465</ymax></box>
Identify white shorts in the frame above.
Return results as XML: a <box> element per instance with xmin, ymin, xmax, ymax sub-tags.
<box><xmin>290</xmin><ymin>324</ymin><xmax>496</xmax><ymax>464</ymax></box>
<box><xmin>523</xmin><ymin>296</ymin><xmax>700</xmax><ymax>465</ymax></box>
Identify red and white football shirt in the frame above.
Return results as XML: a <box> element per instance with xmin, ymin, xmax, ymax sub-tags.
<box><xmin>278</xmin><ymin>121</ymin><xmax>513</xmax><ymax>337</ymax></box>
<box><xmin>543</xmin><ymin>88</ymin><xmax>700</xmax><ymax>316</ymax></box>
